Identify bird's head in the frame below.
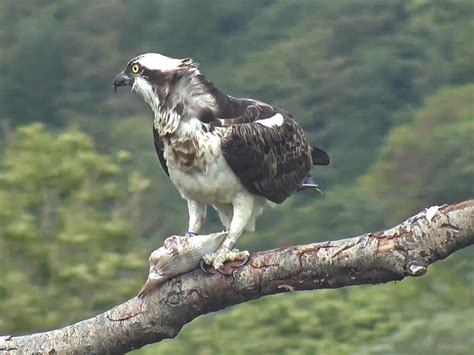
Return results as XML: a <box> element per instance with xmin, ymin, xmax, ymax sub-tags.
<box><xmin>113</xmin><ymin>53</ymin><xmax>198</xmax><ymax>109</ymax></box>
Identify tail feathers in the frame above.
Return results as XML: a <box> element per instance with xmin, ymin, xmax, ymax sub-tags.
<box><xmin>297</xmin><ymin>176</ymin><xmax>323</xmax><ymax>193</ymax></box>
<box><xmin>311</xmin><ymin>146</ymin><xmax>330</xmax><ymax>166</ymax></box>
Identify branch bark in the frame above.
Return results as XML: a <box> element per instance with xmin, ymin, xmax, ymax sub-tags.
<box><xmin>1</xmin><ymin>200</ymin><xmax>473</xmax><ymax>354</ymax></box>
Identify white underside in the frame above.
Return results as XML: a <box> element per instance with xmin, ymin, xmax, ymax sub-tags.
<box><xmin>168</xmin><ymin>152</ymin><xmax>238</xmax><ymax>204</ymax></box>
<box><xmin>167</xmin><ymin>130</ymin><xmax>268</xmax><ymax>232</ymax></box>
<box><xmin>131</xmin><ymin>60</ymin><xmax>268</xmax><ymax>253</ymax></box>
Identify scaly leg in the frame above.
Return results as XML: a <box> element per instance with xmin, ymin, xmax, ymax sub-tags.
<box><xmin>186</xmin><ymin>200</ymin><xmax>207</xmax><ymax>237</ymax></box>
<box><xmin>203</xmin><ymin>193</ymin><xmax>253</xmax><ymax>269</ymax></box>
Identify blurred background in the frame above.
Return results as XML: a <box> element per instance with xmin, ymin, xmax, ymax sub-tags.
<box><xmin>0</xmin><ymin>0</ymin><xmax>473</xmax><ymax>353</ymax></box>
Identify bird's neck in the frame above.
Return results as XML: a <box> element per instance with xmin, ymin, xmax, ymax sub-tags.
<box><xmin>153</xmin><ymin>72</ymin><xmax>223</xmax><ymax>137</ymax></box>
<box><xmin>153</xmin><ymin>107</ymin><xmax>182</xmax><ymax>137</ymax></box>
<box><xmin>174</xmin><ymin>117</ymin><xmax>206</xmax><ymax>139</ymax></box>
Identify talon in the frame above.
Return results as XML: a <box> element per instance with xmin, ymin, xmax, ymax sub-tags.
<box><xmin>200</xmin><ymin>259</ymin><xmax>214</xmax><ymax>274</ymax></box>
<box><xmin>201</xmin><ymin>248</ymin><xmax>250</xmax><ymax>275</ymax></box>
<box><xmin>215</xmin><ymin>267</ymin><xmax>234</xmax><ymax>276</ymax></box>
<box><xmin>233</xmin><ymin>254</ymin><xmax>250</xmax><ymax>268</ymax></box>
<box><xmin>214</xmin><ymin>255</ymin><xmax>249</xmax><ymax>276</ymax></box>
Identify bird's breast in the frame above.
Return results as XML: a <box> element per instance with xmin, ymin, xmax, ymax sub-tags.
<box><xmin>164</xmin><ymin>137</ymin><xmax>207</xmax><ymax>172</ymax></box>
<box><xmin>165</xmin><ymin>132</ymin><xmax>243</xmax><ymax>204</ymax></box>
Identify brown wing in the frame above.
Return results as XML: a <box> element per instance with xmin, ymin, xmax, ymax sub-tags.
<box><xmin>153</xmin><ymin>125</ymin><xmax>169</xmax><ymax>176</ymax></box>
<box><xmin>216</xmin><ymin>101</ymin><xmax>280</xmax><ymax>126</ymax></box>
<box><xmin>221</xmin><ymin>106</ymin><xmax>312</xmax><ymax>204</ymax></box>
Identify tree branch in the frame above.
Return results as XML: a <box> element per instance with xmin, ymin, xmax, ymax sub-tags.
<box><xmin>1</xmin><ymin>200</ymin><xmax>473</xmax><ymax>354</ymax></box>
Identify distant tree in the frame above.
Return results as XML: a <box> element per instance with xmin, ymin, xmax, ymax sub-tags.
<box><xmin>0</xmin><ymin>123</ymin><xmax>149</xmax><ymax>332</ymax></box>
<box><xmin>0</xmin><ymin>1</ymin><xmax>66</xmax><ymax>124</ymax></box>
<box><xmin>364</xmin><ymin>84</ymin><xmax>474</xmax><ymax>223</ymax></box>
<box><xmin>1</xmin><ymin>1</ymin><xmax>473</xmax><ymax>353</ymax></box>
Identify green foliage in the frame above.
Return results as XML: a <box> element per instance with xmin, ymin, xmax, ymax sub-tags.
<box><xmin>0</xmin><ymin>0</ymin><xmax>473</xmax><ymax>353</ymax></box>
<box><xmin>109</xmin><ymin>117</ymin><xmax>189</xmax><ymax>238</ymax></box>
<box><xmin>364</xmin><ymin>85</ymin><xmax>474</xmax><ymax>223</ymax></box>
<box><xmin>0</xmin><ymin>1</ymin><xmax>66</xmax><ymax>124</ymax></box>
<box><xmin>0</xmin><ymin>124</ymin><xmax>149</xmax><ymax>332</ymax></box>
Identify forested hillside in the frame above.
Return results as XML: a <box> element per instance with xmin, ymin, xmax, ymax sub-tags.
<box><xmin>0</xmin><ymin>1</ymin><xmax>472</xmax><ymax>353</ymax></box>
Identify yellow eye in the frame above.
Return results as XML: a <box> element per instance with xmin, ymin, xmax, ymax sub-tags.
<box><xmin>131</xmin><ymin>63</ymin><xmax>142</xmax><ymax>74</ymax></box>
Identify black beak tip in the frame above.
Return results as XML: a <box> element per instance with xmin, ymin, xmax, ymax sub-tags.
<box><xmin>113</xmin><ymin>71</ymin><xmax>133</xmax><ymax>92</ymax></box>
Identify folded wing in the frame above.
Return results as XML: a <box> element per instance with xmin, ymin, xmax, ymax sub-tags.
<box><xmin>221</xmin><ymin>104</ymin><xmax>313</xmax><ymax>204</ymax></box>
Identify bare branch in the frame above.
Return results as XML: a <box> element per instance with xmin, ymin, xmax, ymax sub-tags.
<box><xmin>1</xmin><ymin>200</ymin><xmax>473</xmax><ymax>354</ymax></box>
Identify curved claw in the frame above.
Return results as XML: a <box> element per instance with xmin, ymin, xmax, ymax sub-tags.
<box><xmin>200</xmin><ymin>254</ymin><xmax>250</xmax><ymax>276</ymax></box>
<box><xmin>200</xmin><ymin>259</ymin><xmax>214</xmax><ymax>274</ymax></box>
<box><xmin>215</xmin><ymin>267</ymin><xmax>234</xmax><ymax>276</ymax></box>
<box><xmin>234</xmin><ymin>254</ymin><xmax>250</xmax><ymax>268</ymax></box>
<box><xmin>208</xmin><ymin>256</ymin><xmax>251</xmax><ymax>276</ymax></box>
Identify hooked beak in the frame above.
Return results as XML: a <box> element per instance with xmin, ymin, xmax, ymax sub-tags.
<box><xmin>113</xmin><ymin>71</ymin><xmax>134</xmax><ymax>92</ymax></box>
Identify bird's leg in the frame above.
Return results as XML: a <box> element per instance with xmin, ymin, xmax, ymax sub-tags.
<box><xmin>185</xmin><ymin>200</ymin><xmax>207</xmax><ymax>237</ymax></box>
<box><xmin>203</xmin><ymin>194</ymin><xmax>252</xmax><ymax>269</ymax></box>
<box><xmin>213</xmin><ymin>203</ymin><xmax>233</xmax><ymax>230</ymax></box>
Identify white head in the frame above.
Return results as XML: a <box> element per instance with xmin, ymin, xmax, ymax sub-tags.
<box><xmin>113</xmin><ymin>53</ymin><xmax>198</xmax><ymax>105</ymax></box>
<box><xmin>134</xmin><ymin>53</ymin><xmax>185</xmax><ymax>72</ymax></box>
<box><xmin>113</xmin><ymin>52</ymin><xmax>218</xmax><ymax>135</ymax></box>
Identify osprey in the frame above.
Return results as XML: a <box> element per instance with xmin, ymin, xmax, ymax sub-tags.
<box><xmin>113</xmin><ymin>53</ymin><xmax>330</xmax><ymax>270</ymax></box>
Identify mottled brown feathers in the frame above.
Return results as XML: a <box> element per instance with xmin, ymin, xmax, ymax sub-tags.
<box><xmin>166</xmin><ymin>137</ymin><xmax>206</xmax><ymax>172</ymax></box>
<box><xmin>146</xmin><ymin>60</ymin><xmax>329</xmax><ymax>201</ymax></box>
<box><xmin>221</xmin><ymin>109</ymin><xmax>313</xmax><ymax>204</ymax></box>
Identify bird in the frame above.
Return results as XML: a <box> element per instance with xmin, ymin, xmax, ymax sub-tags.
<box><xmin>113</xmin><ymin>53</ymin><xmax>330</xmax><ymax>270</ymax></box>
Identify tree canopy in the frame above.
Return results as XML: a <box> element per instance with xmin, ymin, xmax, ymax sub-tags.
<box><xmin>0</xmin><ymin>0</ymin><xmax>473</xmax><ymax>353</ymax></box>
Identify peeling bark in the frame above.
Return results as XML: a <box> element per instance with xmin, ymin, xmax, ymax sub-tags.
<box><xmin>1</xmin><ymin>200</ymin><xmax>473</xmax><ymax>354</ymax></box>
